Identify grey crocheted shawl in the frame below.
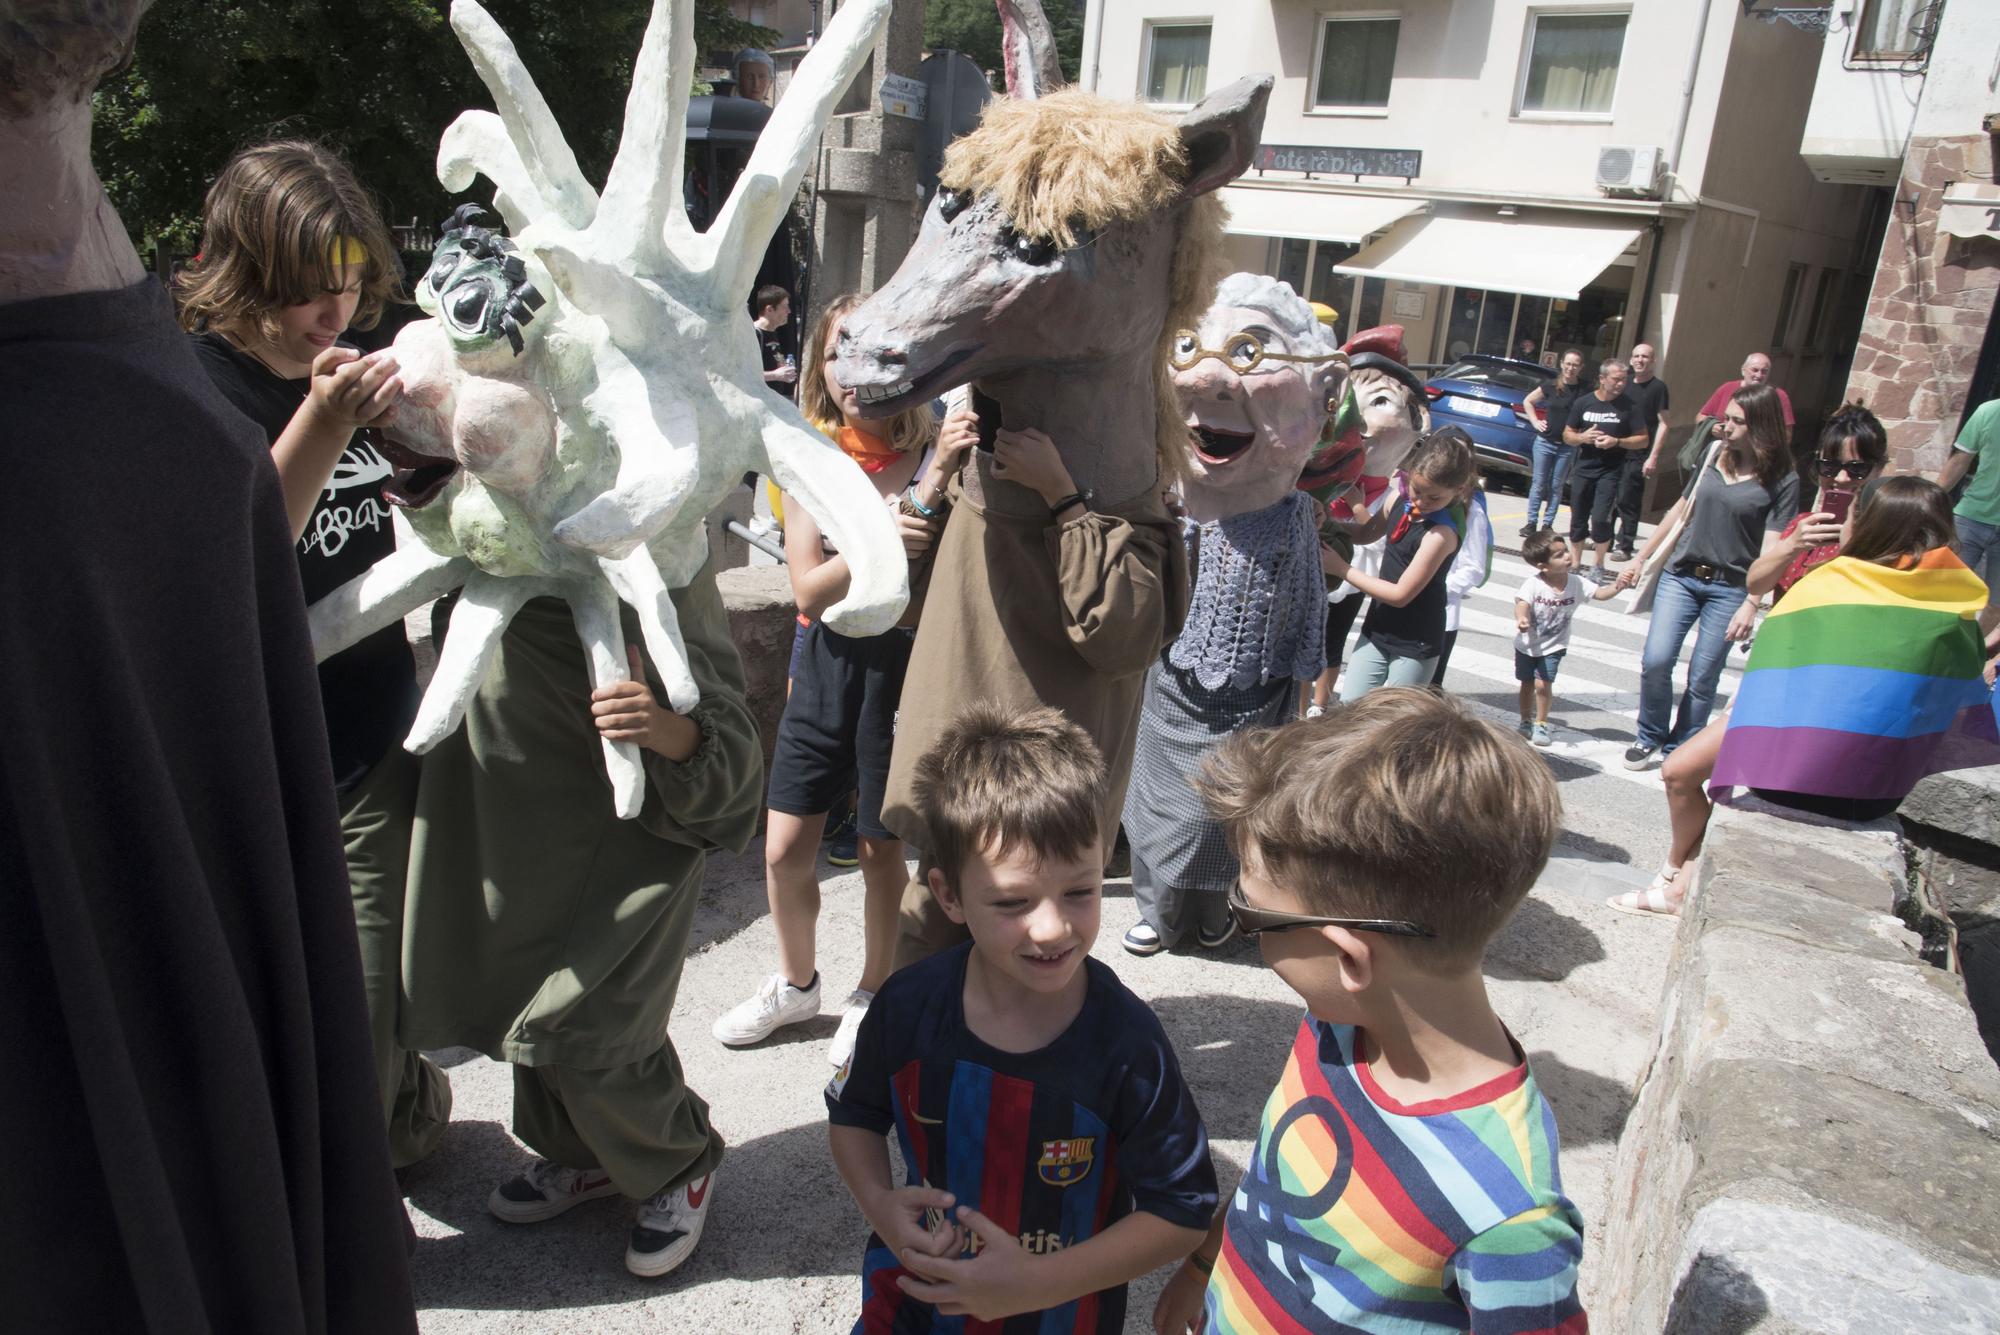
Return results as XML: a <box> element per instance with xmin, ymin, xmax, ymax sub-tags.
<box><xmin>1168</xmin><ymin>489</ymin><xmax>1327</xmax><ymax>690</ymax></box>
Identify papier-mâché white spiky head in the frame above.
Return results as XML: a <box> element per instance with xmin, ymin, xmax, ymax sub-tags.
<box><xmin>306</xmin><ymin>0</ymin><xmax>909</xmax><ymax>818</ymax></box>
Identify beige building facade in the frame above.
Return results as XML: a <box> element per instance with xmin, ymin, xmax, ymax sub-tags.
<box><xmin>1082</xmin><ymin>0</ymin><xmax>1883</xmax><ymax>494</ymax></box>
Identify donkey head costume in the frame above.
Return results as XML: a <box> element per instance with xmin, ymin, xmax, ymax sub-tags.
<box><xmin>836</xmin><ymin>1</ymin><xmax>1272</xmax><ymax>962</ymax></box>
<box><xmin>836</xmin><ymin>5</ymin><xmax>1272</xmax><ymax>508</ymax></box>
<box><xmin>306</xmin><ymin>0</ymin><xmax>908</xmax><ymax>817</ymax></box>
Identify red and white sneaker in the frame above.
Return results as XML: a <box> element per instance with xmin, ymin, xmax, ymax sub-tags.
<box><xmin>625</xmin><ymin>1170</ymin><xmax>714</xmax><ymax>1278</ymax></box>
<box><xmin>487</xmin><ymin>1158</ymin><xmax>619</xmax><ymax>1224</ymax></box>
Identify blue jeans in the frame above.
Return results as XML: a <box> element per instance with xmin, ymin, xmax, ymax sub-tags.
<box><xmin>1526</xmin><ymin>439</ymin><xmax>1574</xmax><ymax>531</ymax></box>
<box><xmin>1956</xmin><ymin>514</ymin><xmax>2000</xmax><ymax>604</ymax></box>
<box><xmin>1636</xmin><ymin>569</ymin><xmax>1748</xmax><ymax>752</ymax></box>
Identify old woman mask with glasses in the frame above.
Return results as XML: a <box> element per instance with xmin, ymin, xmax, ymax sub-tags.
<box><xmin>1168</xmin><ymin>273</ymin><xmax>1350</xmax><ymax>522</ymax></box>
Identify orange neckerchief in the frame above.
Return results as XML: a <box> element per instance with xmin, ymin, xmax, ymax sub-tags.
<box><xmin>836</xmin><ymin>425</ymin><xmax>901</xmax><ymax>475</ymax></box>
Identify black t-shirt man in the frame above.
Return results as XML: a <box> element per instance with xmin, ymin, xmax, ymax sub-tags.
<box><xmin>1566</xmin><ymin>391</ymin><xmax>1640</xmax><ymax>478</ymax></box>
<box><xmin>1624</xmin><ymin>375</ymin><xmax>1670</xmax><ymax>441</ymax></box>
<box><xmin>191</xmin><ymin>331</ymin><xmax>419</xmax><ymax>792</ymax></box>
<box><xmin>757</xmin><ymin>321</ymin><xmax>798</xmax><ymax>401</ymax></box>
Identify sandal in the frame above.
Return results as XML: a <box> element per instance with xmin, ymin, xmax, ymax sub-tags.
<box><xmin>1607</xmin><ymin>866</ymin><xmax>1684</xmax><ymax>918</ymax></box>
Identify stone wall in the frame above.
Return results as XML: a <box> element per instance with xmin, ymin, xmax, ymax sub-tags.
<box><xmin>1844</xmin><ymin>133</ymin><xmax>2000</xmax><ymax>473</ymax></box>
<box><xmin>1595</xmin><ymin>802</ymin><xmax>2000</xmax><ymax>1331</ymax></box>
<box><xmin>716</xmin><ymin>563</ymin><xmax>797</xmax><ymax>775</ymax></box>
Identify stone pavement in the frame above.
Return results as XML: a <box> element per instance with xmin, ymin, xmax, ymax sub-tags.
<box><xmin>404</xmin><ymin>487</ymin><xmax>1698</xmax><ymax>1330</ymax></box>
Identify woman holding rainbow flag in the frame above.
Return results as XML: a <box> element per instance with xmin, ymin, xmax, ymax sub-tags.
<box><xmin>1613</xmin><ymin>472</ymin><xmax>2000</xmax><ymax>916</ymax></box>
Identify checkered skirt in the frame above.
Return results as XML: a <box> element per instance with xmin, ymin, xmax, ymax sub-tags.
<box><xmin>1121</xmin><ymin>657</ymin><xmax>1293</xmax><ymax>895</ymax></box>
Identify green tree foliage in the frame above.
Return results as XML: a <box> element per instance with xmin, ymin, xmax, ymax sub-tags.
<box><xmin>95</xmin><ymin>0</ymin><xmax>777</xmax><ymax>254</ymax></box>
<box><xmin>923</xmin><ymin>0</ymin><xmax>1087</xmax><ymax>85</ymax></box>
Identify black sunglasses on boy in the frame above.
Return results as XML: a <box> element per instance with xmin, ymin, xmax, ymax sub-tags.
<box><xmin>1226</xmin><ymin>884</ymin><xmax>1436</xmax><ymax>940</ymax></box>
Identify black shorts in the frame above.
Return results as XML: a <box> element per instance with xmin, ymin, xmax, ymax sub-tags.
<box><xmin>766</xmin><ymin>621</ymin><xmax>915</xmax><ymax>840</ymax></box>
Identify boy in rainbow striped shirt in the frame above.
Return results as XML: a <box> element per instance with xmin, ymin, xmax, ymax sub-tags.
<box><xmin>1156</xmin><ymin>689</ymin><xmax>1588</xmax><ymax>1334</ymax></box>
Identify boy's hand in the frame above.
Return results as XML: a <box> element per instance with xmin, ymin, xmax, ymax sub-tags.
<box><xmin>591</xmin><ymin>645</ymin><xmax>700</xmax><ymax>761</ymax></box>
<box><xmin>897</xmin><ymin>1206</ymin><xmax>1036</xmax><ymax>1319</ymax></box>
<box><xmin>1152</xmin><ymin>1260</ymin><xmax>1210</xmax><ymax>1335</ymax></box>
<box><xmin>870</xmin><ymin>1185</ymin><xmax>965</xmax><ymax>1266</ymax></box>
<box><xmin>306</xmin><ymin>346</ymin><xmax>402</xmax><ymax>429</ymax></box>
<box><xmin>1320</xmin><ymin>543</ymin><xmax>1349</xmax><ymax>579</ymax></box>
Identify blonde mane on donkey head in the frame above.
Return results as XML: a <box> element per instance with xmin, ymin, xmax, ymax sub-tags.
<box><xmin>938</xmin><ymin>89</ymin><xmax>1226</xmax><ymax>481</ymax></box>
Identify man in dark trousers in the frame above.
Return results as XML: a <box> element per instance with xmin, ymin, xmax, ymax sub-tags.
<box><xmin>1614</xmin><ymin>341</ymin><xmax>1670</xmax><ymax>560</ymax></box>
<box><xmin>0</xmin><ymin>7</ymin><xmax>418</xmax><ymax>1331</ymax></box>
<box><xmin>1564</xmin><ymin>357</ymin><xmax>1646</xmax><ymax>583</ymax></box>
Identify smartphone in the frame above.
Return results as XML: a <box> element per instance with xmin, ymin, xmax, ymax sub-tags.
<box><xmin>1821</xmin><ymin>487</ymin><xmax>1855</xmax><ymax>524</ymax></box>
<box><xmin>972</xmin><ymin>386</ymin><xmax>1003</xmax><ymax>452</ymax></box>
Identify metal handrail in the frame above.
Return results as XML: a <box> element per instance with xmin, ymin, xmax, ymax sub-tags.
<box><xmin>723</xmin><ymin>518</ymin><xmax>787</xmax><ymax>562</ymax></box>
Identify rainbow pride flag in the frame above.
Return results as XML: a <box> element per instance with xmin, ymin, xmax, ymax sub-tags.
<box><xmin>1712</xmin><ymin>548</ymin><xmax>2000</xmax><ymax>802</ymax></box>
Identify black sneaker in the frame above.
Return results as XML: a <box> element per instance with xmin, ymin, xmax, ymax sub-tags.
<box><xmin>1622</xmin><ymin>744</ymin><xmax>1659</xmax><ymax>771</ymax></box>
<box><xmin>824</xmin><ymin>808</ymin><xmax>859</xmax><ymax>867</ymax></box>
<box><xmin>1612</xmin><ymin>545</ymin><xmax>1636</xmax><ymax>562</ymax></box>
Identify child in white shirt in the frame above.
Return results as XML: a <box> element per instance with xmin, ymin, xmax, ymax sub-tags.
<box><xmin>1514</xmin><ymin>528</ymin><xmax>1619</xmax><ymax>747</ymax></box>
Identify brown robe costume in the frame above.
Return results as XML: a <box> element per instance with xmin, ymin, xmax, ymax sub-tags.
<box><xmin>885</xmin><ymin>470</ymin><xmax>1189</xmax><ymax>963</ymax></box>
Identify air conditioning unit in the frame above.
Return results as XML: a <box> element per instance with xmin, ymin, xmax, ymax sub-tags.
<box><xmin>1596</xmin><ymin>145</ymin><xmax>1664</xmax><ymax>197</ymax></box>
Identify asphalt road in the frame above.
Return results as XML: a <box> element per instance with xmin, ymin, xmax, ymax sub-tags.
<box><xmin>406</xmin><ymin>487</ymin><xmax>1723</xmax><ymax>1331</ymax></box>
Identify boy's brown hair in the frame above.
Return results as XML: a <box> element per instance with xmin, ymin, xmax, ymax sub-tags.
<box><xmin>1197</xmin><ymin>688</ymin><xmax>1560</xmax><ymax>969</ymax></box>
<box><xmin>910</xmin><ymin>703</ymin><xmax>1105</xmax><ymax>888</ymax></box>
<box><xmin>1521</xmin><ymin>528</ymin><xmax>1565</xmax><ymax>568</ymax></box>
<box><xmin>175</xmin><ymin>139</ymin><xmax>403</xmax><ymax>341</ymax></box>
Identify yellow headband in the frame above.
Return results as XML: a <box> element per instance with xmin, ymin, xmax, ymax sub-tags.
<box><xmin>329</xmin><ymin>236</ymin><xmax>369</xmax><ymax>265</ymax></box>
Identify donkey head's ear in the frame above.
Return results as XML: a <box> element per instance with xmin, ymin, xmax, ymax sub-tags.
<box><xmin>1177</xmin><ymin>76</ymin><xmax>1274</xmax><ymax>199</ymax></box>
<box><xmin>996</xmin><ymin>0</ymin><xmax>1064</xmax><ymax>100</ymax></box>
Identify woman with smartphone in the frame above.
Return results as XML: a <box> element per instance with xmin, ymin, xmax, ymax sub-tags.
<box><xmin>1754</xmin><ymin>404</ymin><xmax>1888</xmax><ymax>598</ymax></box>
<box><xmin>1611</xmin><ymin>406</ymin><xmax>1886</xmax><ymax>916</ymax></box>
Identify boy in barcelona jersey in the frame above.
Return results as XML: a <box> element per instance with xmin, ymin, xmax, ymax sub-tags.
<box><xmin>827</xmin><ymin>704</ymin><xmax>1217</xmax><ymax>1332</ymax></box>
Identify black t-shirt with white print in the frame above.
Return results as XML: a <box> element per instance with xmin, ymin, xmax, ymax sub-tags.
<box><xmin>191</xmin><ymin>331</ymin><xmax>419</xmax><ymax>793</ymax></box>
<box><xmin>757</xmin><ymin>321</ymin><xmax>798</xmax><ymax>400</ymax></box>
<box><xmin>1566</xmin><ymin>391</ymin><xmax>1639</xmax><ymax>477</ymax></box>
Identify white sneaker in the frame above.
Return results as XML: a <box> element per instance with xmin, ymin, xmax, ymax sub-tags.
<box><xmin>712</xmin><ymin>972</ymin><xmax>821</xmax><ymax>1046</ymax></box>
<box><xmin>626</xmin><ymin>1170</ymin><xmax>714</xmax><ymax>1278</ymax></box>
<box><xmin>828</xmin><ymin>989</ymin><xmax>874</xmax><ymax>1069</ymax></box>
<box><xmin>487</xmin><ymin>1157</ymin><xmax>620</xmax><ymax>1224</ymax></box>
<box><xmin>1305</xmin><ymin>703</ymin><xmax>1326</xmax><ymax>719</ymax></box>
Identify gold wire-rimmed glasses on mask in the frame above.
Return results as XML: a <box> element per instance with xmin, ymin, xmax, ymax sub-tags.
<box><xmin>1170</xmin><ymin>329</ymin><xmax>1350</xmax><ymax>376</ymax></box>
